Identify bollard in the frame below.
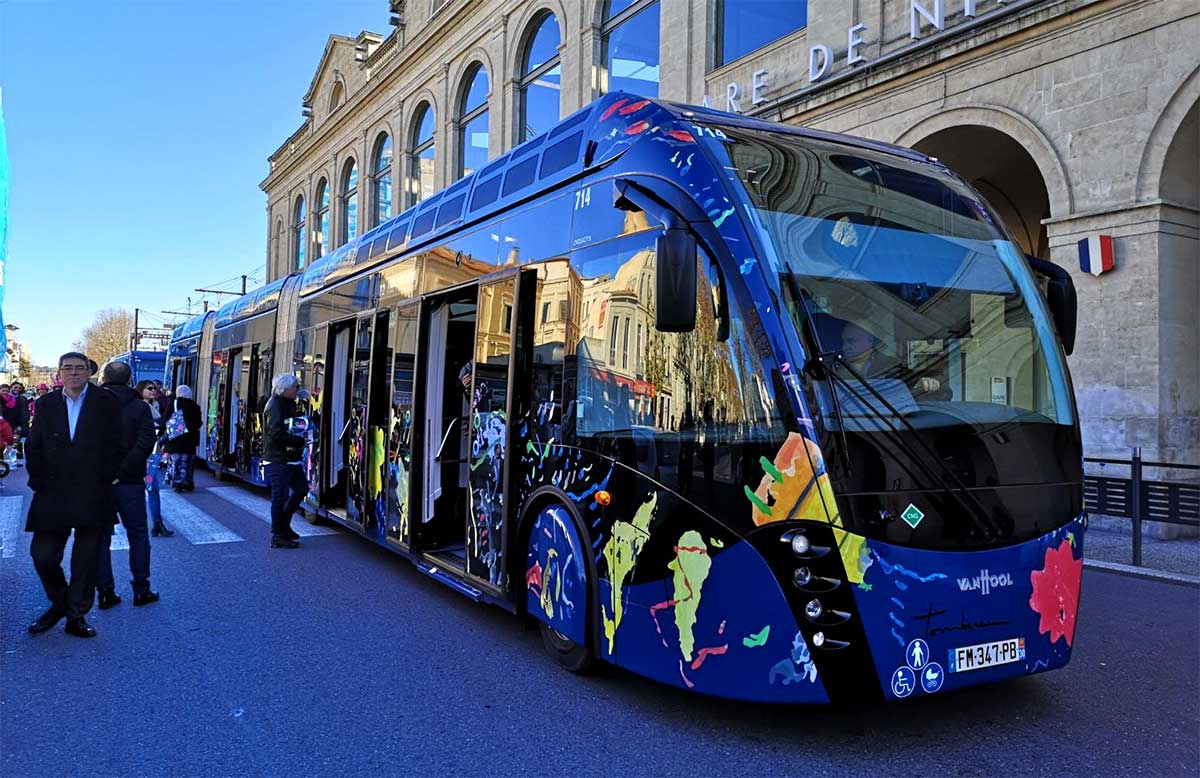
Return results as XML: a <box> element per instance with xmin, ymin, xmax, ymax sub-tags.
<box><xmin>1131</xmin><ymin>447</ymin><xmax>1143</xmax><ymax>567</ymax></box>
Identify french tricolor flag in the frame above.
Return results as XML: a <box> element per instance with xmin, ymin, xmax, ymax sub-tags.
<box><xmin>1078</xmin><ymin>234</ymin><xmax>1115</xmax><ymax>276</ymax></box>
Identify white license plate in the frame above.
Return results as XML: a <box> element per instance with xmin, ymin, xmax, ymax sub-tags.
<box><xmin>948</xmin><ymin>638</ymin><xmax>1025</xmax><ymax>673</ymax></box>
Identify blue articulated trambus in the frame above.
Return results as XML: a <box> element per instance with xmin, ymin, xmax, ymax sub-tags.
<box><xmin>169</xmin><ymin>93</ymin><xmax>1086</xmax><ymax>703</ymax></box>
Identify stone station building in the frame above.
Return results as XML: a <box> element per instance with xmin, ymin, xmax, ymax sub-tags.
<box><xmin>262</xmin><ymin>0</ymin><xmax>1198</xmax><ymax>466</ymax></box>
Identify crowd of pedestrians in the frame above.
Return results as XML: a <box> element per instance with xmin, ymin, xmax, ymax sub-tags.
<box><xmin>20</xmin><ymin>353</ymin><xmax>304</xmax><ymax>638</ymax></box>
<box><xmin>19</xmin><ymin>353</ymin><xmax>213</xmax><ymax>639</ymax></box>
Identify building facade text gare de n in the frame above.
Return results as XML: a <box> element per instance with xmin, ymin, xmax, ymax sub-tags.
<box><xmin>262</xmin><ymin>0</ymin><xmax>1198</xmax><ymax>467</ymax></box>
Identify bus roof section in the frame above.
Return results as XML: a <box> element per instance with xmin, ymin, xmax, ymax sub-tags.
<box><xmin>284</xmin><ymin>91</ymin><xmax>934</xmax><ymax>298</ymax></box>
<box><xmin>171</xmin><ymin>310</ymin><xmax>214</xmax><ymax>342</ymax></box>
<box><xmin>213</xmin><ymin>276</ymin><xmax>288</xmax><ymax>330</ymax></box>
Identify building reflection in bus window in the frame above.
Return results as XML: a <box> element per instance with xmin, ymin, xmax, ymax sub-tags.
<box><xmin>497</xmin><ymin>194</ymin><xmax>574</xmax><ymax>266</ymax></box>
<box><xmin>528</xmin><ymin>260</ymin><xmax>579</xmax><ymax>443</ymax></box>
<box><xmin>569</xmin><ymin>227</ymin><xmax>785</xmax><ymax>501</ymax></box>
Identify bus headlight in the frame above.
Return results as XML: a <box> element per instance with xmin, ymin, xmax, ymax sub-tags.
<box><xmin>812</xmin><ymin>631</ymin><xmax>826</xmax><ymax>647</ymax></box>
<box><xmin>794</xmin><ymin>567</ymin><xmax>813</xmax><ymax>587</ymax></box>
<box><xmin>790</xmin><ymin>533</ymin><xmax>811</xmax><ymax>555</ymax></box>
<box><xmin>805</xmin><ymin>599</ymin><xmax>823</xmax><ymax>620</ymax></box>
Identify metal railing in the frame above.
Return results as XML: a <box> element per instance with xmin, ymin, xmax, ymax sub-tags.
<box><xmin>1084</xmin><ymin>448</ymin><xmax>1200</xmax><ymax>566</ymax></box>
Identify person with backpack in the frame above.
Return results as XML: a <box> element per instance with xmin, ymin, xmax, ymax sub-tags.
<box><xmin>164</xmin><ymin>385</ymin><xmax>202</xmax><ymax>492</ymax></box>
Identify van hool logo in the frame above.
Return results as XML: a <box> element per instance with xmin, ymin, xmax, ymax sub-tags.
<box><xmin>957</xmin><ymin>569</ymin><xmax>1014</xmax><ymax>596</ymax></box>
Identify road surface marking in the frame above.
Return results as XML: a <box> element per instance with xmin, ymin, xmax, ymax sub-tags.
<box><xmin>159</xmin><ymin>490</ymin><xmax>244</xmax><ymax>545</ymax></box>
<box><xmin>206</xmin><ymin>487</ymin><xmax>335</xmax><ymax>536</ymax></box>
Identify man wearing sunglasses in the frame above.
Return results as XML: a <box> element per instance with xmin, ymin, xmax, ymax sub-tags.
<box><xmin>24</xmin><ymin>352</ymin><xmax>122</xmax><ymax>638</ymax></box>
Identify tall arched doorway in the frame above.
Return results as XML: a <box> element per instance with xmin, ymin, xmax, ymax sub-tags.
<box><xmin>911</xmin><ymin>125</ymin><xmax>1051</xmax><ymax>258</ymax></box>
<box><xmin>1154</xmin><ymin>97</ymin><xmax>1198</xmax><ymax>464</ymax></box>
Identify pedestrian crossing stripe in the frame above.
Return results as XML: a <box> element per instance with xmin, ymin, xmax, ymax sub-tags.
<box><xmin>158</xmin><ymin>490</ymin><xmax>244</xmax><ymax>544</ymax></box>
<box><xmin>0</xmin><ymin>495</ymin><xmax>22</xmax><ymax>558</ymax></box>
<box><xmin>206</xmin><ymin>487</ymin><xmax>335</xmax><ymax>537</ymax></box>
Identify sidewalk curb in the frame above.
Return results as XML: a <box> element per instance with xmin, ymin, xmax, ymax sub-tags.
<box><xmin>1083</xmin><ymin>558</ymin><xmax>1200</xmax><ymax>587</ymax></box>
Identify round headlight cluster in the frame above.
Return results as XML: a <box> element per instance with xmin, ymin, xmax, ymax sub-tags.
<box><xmin>805</xmin><ymin>599</ymin><xmax>823</xmax><ymax>620</ymax></box>
<box><xmin>793</xmin><ymin>566</ymin><xmax>813</xmax><ymax>587</ymax></box>
<box><xmin>790</xmin><ymin>533</ymin><xmax>811</xmax><ymax>555</ymax></box>
<box><xmin>812</xmin><ymin>631</ymin><xmax>826</xmax><ymax>648</ymax></box>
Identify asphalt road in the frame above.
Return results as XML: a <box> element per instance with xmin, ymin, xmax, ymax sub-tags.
<box><xmin>2</xmin><ymin>467</ymin><xmax>1197</xmax><ymax>777</ymax></box>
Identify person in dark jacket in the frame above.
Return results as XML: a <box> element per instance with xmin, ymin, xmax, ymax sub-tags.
<box><xmin>25</xmin><ymin>352</ymin><xmax>122</xmax><ymax>638</ymax></box>
<box><xmin>263</xmin><ymin>373</ymin><xmax>308</xmax><ymax>549</ymax></box>
<box><xmin>164</xmin><ymin>385</ymin><xmax>203</xmax><ymax>492</ymax></box>
<box><xmin>93</xmin><ymin>362</ymin><xmax>161</xmax><ymax>609</ymax></box>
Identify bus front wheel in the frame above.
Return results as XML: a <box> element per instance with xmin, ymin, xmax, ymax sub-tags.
<box><xmin>525</xmin><ymin>503</ymin><xmax>596</xmax><ymax>674</ymax></box>
<box><xmin>539</xmin><ymin>622</ymin><xmax>594</xmax><ymax>674</ymax></box>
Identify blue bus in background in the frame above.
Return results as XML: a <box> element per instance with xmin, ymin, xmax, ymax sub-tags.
<box><xmin>165</xmin><ymin>93</ymin><xmax>1086</xmax><ymax>704</ymax></box>
<box><xmin>108</xmin><ymin>349</ymin><xmax>167</xmax><ymax>387</ymax></box>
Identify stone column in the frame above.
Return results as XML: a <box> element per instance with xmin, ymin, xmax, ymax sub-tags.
<box><xmin>657</xmin><ymin>0</ymin><xmax>692</xmax><ymax>100</ymax></box>
<box><xmin>440</xmin><ymin>62</ymin><xmax>453</xmax><ymax>187</ymax></box>
<box><xmin>493</xmin><ymin>12</ymin><xmax>510</xmax><ymax>157</ymax></box>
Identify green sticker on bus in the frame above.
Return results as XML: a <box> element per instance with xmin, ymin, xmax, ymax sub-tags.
<box><xmin>901</xmin><ymin>504</ymin><xmax>925</xmax><ymax>529</ymax></box>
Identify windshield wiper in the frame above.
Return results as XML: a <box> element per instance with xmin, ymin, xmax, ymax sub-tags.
<box><xmin>818</xmin><ymin>352</ymin><xmax>1000</xmax><ymax>540</ymax></box>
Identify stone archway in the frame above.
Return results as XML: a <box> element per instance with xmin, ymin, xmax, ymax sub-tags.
<box><xmin>910</xmin><ymin>125</ymin><xmax>1052</xmax><ymax>258</ymax></box>
<box><xmin>1153</xmin><ymin>95</ymin><xmax>1198</xmax><ymax>464</ymax></box>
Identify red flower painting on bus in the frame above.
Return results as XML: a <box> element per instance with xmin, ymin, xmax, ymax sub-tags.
<box><xmin>1029</xmin><ymin>539</ymin><xmax>1083</xmax><ymax>646</ymax></box>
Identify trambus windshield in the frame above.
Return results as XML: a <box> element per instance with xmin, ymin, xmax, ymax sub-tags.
<box><xmin>707</xmin><ymin>126</ymin><xmax>1074</xmax><ymax>441</ymax></box>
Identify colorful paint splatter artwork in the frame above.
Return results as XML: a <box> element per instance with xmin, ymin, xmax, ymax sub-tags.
<box><xmin>1029</xmin><ymin>539</ymin><xmax>1083</xmax><ymax>646</ymax></box>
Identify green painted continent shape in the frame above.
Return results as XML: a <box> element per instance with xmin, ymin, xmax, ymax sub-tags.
<box><xmin>743</xmin><ymin>625</ymin><xmax>770</xmax><ymax>648</ymax></box>
<box><xmin>601</xmin><ymin>493</ymin><xmax>657</xmax><ymax>656</ymax></box>
<box><xmin>668</xmin><ymin>530</ymin><xmax>711</xmax><ymax>662</ymax></box>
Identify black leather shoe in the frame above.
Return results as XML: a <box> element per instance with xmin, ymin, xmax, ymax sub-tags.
<box><xmin>151</xmin><ymin>524</ymin><xmax>175</xmax><ymax>537</ymax></box>
<box><xmin>64</xmin><ymin>617</ymin><xmax>97</xmax><ymax>638</ymax></box>
<box><xmin>286</xmin><ymin>529</ymin><xmax>300</xmax><ymax>540</ymax></box>
<box><xmin>270</xmin><ymin>537</ymin><xmax>300</xmax><ymax>549</ymax></box>
<box><xmin>97</xmin><ymin>588</ymin><xmax>122</xmax><ymax>610</ymax></box>
<box><xmin>133</xmin><ymin>591</ymin><xmax>160</xmax><ymax>607</ymax></box>
<box><xmin>28</xmin><ymin>605</ymin><xmax>66</xmax><ymax>634</ymax></box>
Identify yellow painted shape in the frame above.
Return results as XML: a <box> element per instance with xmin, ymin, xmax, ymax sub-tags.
<box><xmin>668</xmin><ymin>530</ymin><xmax>712</xmax><ymax>662</ymax></box>
<box><xmin>601</xmin><ymin>493</ymin><xmax>656</xmax><ymax>656</ymax></box>
<box><xmin>368</xmin><ymin>427</ymin><xmax>385</xmax><ymax>498</ymax></box>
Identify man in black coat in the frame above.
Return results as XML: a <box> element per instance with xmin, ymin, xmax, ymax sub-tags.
<box><xmin>25</xmin><ymin>352</ymin><xmax>122</xmax><ymax>638</ymax></box>
<box><xmin>94</xmin><ymin>361</ymin><xmax>160</xmax><ymax>610</ymax></box>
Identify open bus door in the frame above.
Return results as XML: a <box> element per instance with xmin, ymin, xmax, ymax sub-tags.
<box><xmin>414</xmin><ymin>273</ymin><xmax>519</xmax><ymax>592</ymax></box>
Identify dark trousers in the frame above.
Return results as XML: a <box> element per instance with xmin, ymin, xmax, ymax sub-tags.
<box><xmin>266</xmin><ymin>463</ymin><xmax>306</xmax><ymax>539</ymax></box>
<box><xmin>169</xmin><ymin>453</ymin><xmax>194</xmax><ymax>489</ymax></box>
<box><xmin>30</xmin><ymin>527</ymin><xmax>104</xmax><ymax>618</ymax></box>
<box><xmin>96</xmin><ymin>484</ymin><xmax>152</xmax><ymax>595</ymax></box>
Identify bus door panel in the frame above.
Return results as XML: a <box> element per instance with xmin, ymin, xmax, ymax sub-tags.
<box><xmin>416</xmin><ymin>285</ymin><xmax>478</xmax><ymax>561</ymax></box>
<box><xmin>345</xmin><ymin>313</ymin><xmax>375</xmax><ymax>529</ymax></box>
<box><xmin>323</xmin><ymin>321</ymin><xmax>353</xmax><ymax>516</ymax></box>
<box><xmin>303</xmin><ymin>324</ymin><xmax>328</xmax><ymax>505</ymax></box>
<box><xmin>385</xmin><ymin>302</ymin><xmax>420</xmax><ymax>549</ymax></box>
<box><xmin>236</xmin><ymin>345</ymin><xmax>258</xmax><ymax>477</ymax></box>
<box><xmin>223</xmin><ymin>347</ymin><xmax>243</xmax><ymax>470</ymax></box>
<box><xmin>466</xmin><ymin>276</ymin><xmax>517</xmax><ymax>587</ymax></box>
<box><xmin>207</xmin><ymin>351</ymin><xmax>226</xmax><ymax>466</ymax></box>
<box><xmin>362</xmin><ymin>309</ymin><xmax>391</xmax><ymax>540</ymax></box>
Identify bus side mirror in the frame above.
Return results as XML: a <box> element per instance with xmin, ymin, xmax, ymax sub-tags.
<box><xmin>1027</xmin><ymin>256</ymin><xmax>1077</xmax><ymax>356</ymax></box>
<box><xmin>655</xmin><ymin>227</ymin><xmax>697</xmax><ymax>332</ymax></box>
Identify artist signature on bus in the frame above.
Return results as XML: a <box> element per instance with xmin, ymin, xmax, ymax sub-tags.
<box><xmin>913</xmin><ymin>602</ymin><xmax>1012</xmax><ymax>639</ymax></box>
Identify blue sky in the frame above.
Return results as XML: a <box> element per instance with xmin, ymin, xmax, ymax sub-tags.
<box><xmin>0</xmin><ymin>0</ymin><xmax>383</xmax><ymax>364</ymax></box>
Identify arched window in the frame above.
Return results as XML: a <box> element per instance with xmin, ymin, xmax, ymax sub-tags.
<box><xmin>314</xmin><ymin>178</ymin><xmax>330</xmax><ymax>259</ymax></box>
<box><xmin>408</xmin><ymin>102</ymin><xmax>436</xmax><ymax>207</ymax></box>
<box><xmin>457</xmin><ymin>63</ymin><xmax>489</xmax><ymax>178</ymax></box>
<box><xmin>274</xmin><ymin>218</ymin><xmax>284</xmax><ymax>277</ymax></box>
<box><xmin>292</xmin><ymin>195</ymin><xmax>307</xmax><ymax>271</ymax></box>
<box><xmin>340</xmin><ymin>158</ymin><xmax>358</xmax><ymax>243</ymax></box>
<box><xmin>518</xmin><ymin>12</ymin><xmax>562</xmax><ymax>142</ymax></box>
<box><xmin>371</xmin><ymin>133</ymin><xmax>393</xmax><ymax>227</ymax></box>
<box><xmin>329</xmin><ymin>79</ymin><xmax>345</xmax><ymax>113</ymax></box>
<box><xmin>601</xmin><ymin>0</ymin><xmax>660</xmax><ymax>97</ymax></box>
